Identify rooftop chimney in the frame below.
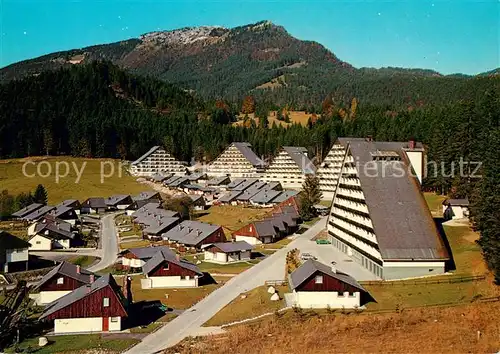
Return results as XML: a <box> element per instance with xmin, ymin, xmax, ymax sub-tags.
<box><xmin>175</xmin><ymin>254</ymin><xmax>180</xmax><ymax>261</ymax></box>
<box><xmin>76</xmin><ymin>265</ymin><xmax>81</xmax><ymax>274</ymax></box>
<box><xmin>408</xmin><ymin>140</ymin><xmax>416</xmax><ymax>150</ymax></box>
<box><xmin>89</xmin><ymin>274</ymin><xmax>95</xmax><ymax>283</ymax></box>
<box><xmin>331</xmin><ymin>261</ymin><xmax>337</xmax><ymax>274</ymax></box>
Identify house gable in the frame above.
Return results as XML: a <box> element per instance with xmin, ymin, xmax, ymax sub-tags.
<box><xmin>148</xmin><ymin>260</ymin><xmax>199</xmax><ymax>278</ymax></box>
<box><xmin>295</xmin><ymin>270</ymin><xmax>362</xmax><ymax>294</ymax></box>
<box><xmin>43</xmin><ymin>283</ymin><xmax>127</xmax><ymax>321</ymax></box>
<box><xmin>39</xmin><ymin>273</ymin><xmax>88</xmax><ymax>292</ymax></box>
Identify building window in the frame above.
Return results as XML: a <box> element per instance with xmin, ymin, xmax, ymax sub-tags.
<box><xmin>163</xmin><ymin>263</ymin><xmax>169</xmax><ymax>271</ymax></box>
<box><xmin>314</xmin><ymin>275</ymin><xmax>323</xmax><ymax>284</ymax></box>
<box><xmin>337</xmin><ymin>292</ymin><xmax>345</xmax><ymax>297</ymax></box>
<box><xmin>57</xmin><ymin>277</ymin><xmax>64</xmax><ymax>285</ymax></box>
<box><xmin>111</xmin><ymin>317</ymin><xmax>119</xmax><ymax>322</ymax></box>
<box><xmin>36</xmin><ymin>241</ymin><xmax>41</xmax><ymax>245</ymax></box>
<box><xmin>103</xmin><ymin>297</ymin><xmax>110</xmax><ymax>307</ymax></box>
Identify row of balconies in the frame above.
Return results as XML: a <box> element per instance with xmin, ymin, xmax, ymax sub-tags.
<box><xmin>334</xmin><ymin>197</ymin><xmax>369</xmax><ymax>214</ymax></box>
<box><xmin>330</xmin><ymin>217</ymin><xmax>376</xmax><ymax>242</ymax></box>
<box><xmin>327</xmin><ymin>224</ymin><xmax>381</xmax><ymax>260</ymax></box>
<box><xmin>331</xmin><ymin>207</ymin><xmax>374</xmax><ymax>229</ymax></box>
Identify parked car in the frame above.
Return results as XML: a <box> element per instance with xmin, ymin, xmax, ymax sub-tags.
<box><xmin>300</xmin><ymin>253</ymin><xmax>317</xmax><ymax>261</ymax></box>
<box><xmin>316</xmin><ymin>239</ymin><xmax>331</xmax><ymax>245</ymax></box>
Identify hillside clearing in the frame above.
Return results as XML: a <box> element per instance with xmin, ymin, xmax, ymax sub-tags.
<box><xmin>0</xmin><ymin>156</ymin><xmax>152</xmax><ymax>204</ymax></box>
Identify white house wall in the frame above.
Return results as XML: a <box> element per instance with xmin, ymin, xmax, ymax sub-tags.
<box><xmin>122</xmin><ymin>258</ymin><xmax>145</xmax><ymax>268</ymax></box>
<box><xmin>54</xmin><ymin>317</ymin><xmax>103</xmax><ymax>333</ymax></box>
<box><xmin>234</xmin><ymin>235</ymin><xmax>261</xmax><ymax>245</ymax></box>
<box><xmin>6</xmin><ymin>248</ymin><xmax>29</xmax><ymax>263</ymax></box>
<box><xmin>144</xmin><ymin>276</ymin><xmax>198</xmax><ymax>288</ymax></box>
<box><xmin>38</xmin><ymin>290</ymin><xmax>72</xmax><ymax>305</ymax></box>
<box><xmin>207</xmin><ymin>144</ymin><xmax>260</xmax><ymax>177</ymax></box>
<box><xmin>289</xmin><ymin>291</ymin><xmax>361</xmax><ymax>309</ymax></box>
<box><xmin>28</xmin><ymin>234</ymin><xmax>52</xmax><ymax>251</ymax></box>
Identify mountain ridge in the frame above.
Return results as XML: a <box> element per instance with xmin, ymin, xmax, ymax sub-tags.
<box><xmin>1</xmin><ymin>20</ymin><xmax>498</xmax><ymax>107</ymax></box>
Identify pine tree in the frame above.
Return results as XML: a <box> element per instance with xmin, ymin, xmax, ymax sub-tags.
<box><xmin>299</xmin><ymin>174</ymin><xmax>322</xmax><ymax>221</ymax></box>
<box><xmin>33</xmin><ymin>184</ymin><xmax>48</xmax><ymax>205</ymax></box>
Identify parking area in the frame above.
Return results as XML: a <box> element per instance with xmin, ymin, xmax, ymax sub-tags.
<box><xmin>292</xmin><ymin>219</ymin><xmax>378</xmax><ymax>281</ymax></box>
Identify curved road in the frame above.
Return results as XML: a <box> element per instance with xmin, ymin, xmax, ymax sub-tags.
<box><xmin>88</xmin><ymin>213</ymin><xmax>120</xmax><ymax>272</ymax></box>
<box><xmin>125</xmin><ymin>218</ymin><xmax>328</xmax><ymax>354</ymax></box>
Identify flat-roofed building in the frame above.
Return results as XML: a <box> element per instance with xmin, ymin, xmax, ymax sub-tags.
<box><xmin>263</xmin><ymin>146</ymin><xmax>316</xmax><ymax>189</ymax></box>
<box><xmin>130</xmin><ymin>146</ymin><xmax>187</xmax><ymax>177</ymax></box>
<box><xmin>207</xmin><ymin>142</ymin><xmax>266</xmax><ymax>178</ymax></box>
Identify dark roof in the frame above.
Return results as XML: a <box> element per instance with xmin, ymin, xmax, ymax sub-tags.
<box><xmin>133</xmin><ymin>191</ymin><xmax>160</xmax><ymax>201</ymax></box>
<box><xmin>340</xmin><ymin>139</ymin><xmax>448</xmax><ymax>261</ymax></box>
<box><xmin>203</xmin><ymin>241</ymin><xmax>253</xmax><ymax>253</ymax></box>
<box><xmin>207</xmin><ymin>176</ymin><xmax>230</xmax><ymax>186</ymax></box>
<box><xmin>162</xmin><ymin>220</ymin><xmax>221</xmax><ymax>246</ymax></box>
<box><xmin>143</xmin><ymin>217</ymin><xmax>180</xmax><ymax>235</ymax></box>
<box><xmin>82</xmin><ymin>198</ymin><xmax>106</xmax><ymax>209</ymax></box>
<box><xmin>188</xmin><ymin>194</ymin><xmax>204</xmax><ymax>204</ymax></box>
<box><xmin>226</xmin><ymin>178</ymin><xmax>246</xmax><ymax>189</ymax></box>
<box><xmin>271</xmin><ymin>191</ymin><xmax>299</xmax><ymax>203</ymax></box>
<box><xmin>12</xmin><ymin>203</ymin><xmax>43</xmax><ymax>218</ymax></box>
<box><xmin>151</xmin><ymin>172</ymin><xmax>172</xmax><ymax>182</ymax></box>
<box><xmin>57</xmin><ymin>199</ymin><xmax>80</xmax><ymax>208</ymax></box>
<box><xmin>253</xmin><ymin>220</ymin><xmax>279</xmax><ymax>237</ymax></box>
<box><xmin>23</xmin><ymin>205</ymin><xmax>56</xmax><ymax>221</ymax></box>
<box><xmin>250</xmin><ymin>189</ymin><xmax>282</xmax><ymax>204</ymax></box>
<box><xmin>231</xmin><ymin>179</ymin><xmax>258</xmax><ymax>191</ymax></box>
<box><xmin>35</xmin><ymin>261</ymin><xmax>95</xmax><ymax>290</ymax></box>
<box><xmin>289</xmin><ymin>260</ymin><xmax>366</xmax><ymax>292</ymax></box>
<box><xmin>119</xmin><ymin>245</ymin><xmax>172</xmax><ymax>260</ymax></box>
<box><xmin>233</xmin><ymin>142</ymin><xmax>265</xmax><ymax>167</ymax></box>
<box><xmin>218</xmin><ymin>191</ymin><xmax>242</xmax><ymax>203</ymax></box>
<box><xmin>131</xmin><ymin>146</ymin><xmax>161</xmax><ymax>165</ymax></box>
<box><xmin>39</xmin><ymin>273</ymin><xmax>122</xmax><ymax>320</ymax></box>
<box><xmin>49</xmin><ymin>205</ymin><xmax>77</xmax><ymax>218</ymax></box>
<box><xmin>105</xmin><ymin>195</ymin><xmax>132</xmax><ymax>206</ymax></box>
<box><xmin>142</xmin><ymin>249</ymin><xmax>203</xmax><ymax>276</ymax></box>
<box><xmin>282</xmin><ymin>146</ymin><xmax>317</xmax><ymax>174</ymax></box>
<box><xmin>443</xmin><ymin>198</ymin><xmax>469</xmax><ymax>206</ymax></box>
<box><xmin>169</xmin><ymin>177</ymin><xmax>189</xmax><ymax>187</ymax></box>
<box><xmin>0</xmin><ymin>231</ymin><xmax>31</xmax><ymax>250</ymax></box>
<box><xmin>187</xmin><ymin>173</ymin><xmax>207</xmax><ymax>181</ymax></box>
<box><xmin>34</xmin><ymin>220</ymin><xmax>74</xmax><ymax>239</ymax></box>
<box><xmin>164</xmin><ymin>175</ymin><xmax>182</xmax><ymax>185</ymax></box>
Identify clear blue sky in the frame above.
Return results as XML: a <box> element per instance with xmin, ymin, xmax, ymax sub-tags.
<box><xmin>0</xmin><ymin>0</ymin><xmax>498</xmax><ymax>74</ymax></box>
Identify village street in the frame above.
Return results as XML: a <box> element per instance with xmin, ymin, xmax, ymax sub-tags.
<box><xmin>125</xmin><ymin>217</ymin><xmax>375</xmax><ymax>354</ymax></box>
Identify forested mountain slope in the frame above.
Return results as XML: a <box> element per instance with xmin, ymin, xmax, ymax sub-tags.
<box><xmin>2</xmin><ymin>21</ymin><xmax>498</xmax><ymax>108</ymax></box>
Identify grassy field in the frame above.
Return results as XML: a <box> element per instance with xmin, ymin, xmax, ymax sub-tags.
<box><xmin>172</xmin><ymin>301</ymin><xmax>500</xmax><ymax>354</ymax></box>
<box><xmin>197</xmin><ymin>261</ymin><xmax>255</xmax><ymax>275</ymax></box>
<box><xmin>0</xmin><ymin>156</ymin><xmax>152</xmax><ymax>205</ymax></box>
<box><xmin>66</xmin><ymin>255</ymin><xmax>98</xmax><ymax>268</ymax></box>
<box><xmin>128</xmin><ymin>276</ymin><xmax>221</xmax><ymax>310</ymax></box>
<box><xmin>234</xmin><ymin>111</ymin><xmax>318</xmax><ymax>128</ymax></box>
<box><xmin>424</xmin><ymin>192</ymin><xmax>447</xmax><ymax>216</ymax></box>
<box><xmin>363</xmin><ymin>224</ymin><xmax>499</xmax><ymax>311</ymax></box>
<box><xmin>204</xmin><ymin>285</ymin><xmax>289</xmax><ymax>326</ymax></box>
<box><xmin>120</xmin><ymin>240</ymin><xmax>151</xmax><ymax>250</ymax></box>
<box><xmin>6</xmin><ymin>334</ymin><xmax>139</xmax><ymax>353</ymax></box>
<box><xmin>196</xmin><ymin>205</ymin><xmax>271</xmax><ymax>238</ymax></box>
<box><xmin>0</xmin><ymin>220</ymin><xmax>28</xmax><ymax>239</ymax></box>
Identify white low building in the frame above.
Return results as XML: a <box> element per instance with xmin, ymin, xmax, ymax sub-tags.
<box><xmin>202</xmin><ymin>241</ymin><xmax>253</xmax><ymax>263</ymax></box>
<box><xmin>442</xmin><ymin>198</ymin><xmax>470</xmax><ymax>220</ymax></box>
<box><xmin>130</xmin><ymin>146</ymin><xmax>187</xmax><ymax>177</ymax></box>
<box><xmin>0</xmin><ymin>231</ymin><xmax>30</xmax><ymax>273</ymax></box>
<box><xmin>262</xmin><ymin>146</ymin><xmax>316</xmax><ymax>190</ymax></box>
<box><xmin>141</xmin><ymin>249</ymin><xmax>203</xmax><ymax>289</ymax></box>
<box><xmin>285</xmin><ymin>260</ymin><xmax>369</xmax><ymax>309</ymax></box>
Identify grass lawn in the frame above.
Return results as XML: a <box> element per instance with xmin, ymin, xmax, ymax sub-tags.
<box><xmin>196</xmin><ymin>205</ymin><xmax>271</xmax><ymax>238</ymax></box>
<box><xmin>197</xmin><ymin>261</ymin><xmax>254</xmax><ymax>274</ymax></box>
<box><xmin>319</xmin><ymin>200</ymin><xmax>332</xmax><ymax>207</ymax></box>
<box><xmin>303</xmin><ymin>216</ymin><xmax>320</xmax><ymax>226</ymax></box>
<box><xmin>363</xmin><ymin>224</ymin><xmax>500</xmax><ymax>311</ymax></box>
<box><xmin>66</xmin><ymin>255</ymin><xmax>98</xmax><ymax>268</ymax></box>
<box><xmin>6</xmin><ymin>334</ymin><xmax>139</xmax><ymax>354</ymax></box>
<box><xmin>204</xmin><ymin>285</ymin><xmax>288</xmax><ymax>326</ymax></box>
<box><xmin>424</xmin><ymin>192</ymin><xmax>446</xmax><ymax>217</ymax></box>
<box><xmin>257</xmin><ymin>237</ymin><xmax>293</xmax><ymax>250</ymax></box>
<box><xmin>0</xmin><ymin>156</ymin><xmax>153</xmax><ymax>205</ymax></box>
<box><xmin>128</xmin><ymin>276</ymin><xmax>221</xmax><ymax>310</ymax></box>
<box><xmin>129</xmin><ymin>322</ymin><xmax>164</xmax><ymax>333</ymax></box>
<box><xmin>120</xmin><ymin>240</ymin><xmax>151</xmax><ymax>249</ymax></box>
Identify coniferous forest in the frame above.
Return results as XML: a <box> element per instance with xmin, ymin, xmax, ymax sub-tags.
<box><xmin>0</xmin><ymin>61</ymin><xmax>499</xmax><ymax>281</ymax></box>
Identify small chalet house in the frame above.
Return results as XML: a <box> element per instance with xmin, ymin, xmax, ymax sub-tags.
<box><xmin>27</xmin><ymin>216</ymin><xmax>82</xmax><ymax>251</ymax></box>
<box><xmin>48</xmin><ymin>205</ymin><xmax>79</xmax><ymax>225</ymax></box>
<box><xmin>0</xmin><ymin>231</ymin><xmax>30</xmax><ymax>273</ymax></box>
<box><xmin>286</xmin><ymin>260</ymin><xmax>369</xmax><ymax>309</ymax></box>
<box><xmin>58</xmin><ymin>199</ymin><xmax>82</xmax><ymax>215</ymax></box>
<box><xmin>39</xmin><ymin>273</ymin><xmax>127</xmax><ymax>334</ymax></box>
<box><xmin>31</xmin><ymin>261</ymin><xmax>96</xmax><ymax>305</ymax></box>
<box><xmin>133</xmin><ymin>191</ymin><xmax>161</xmax><ymax>202</ymax></box>
<box><xmin>202</xmin><ymin>241</ymin><xmax>253</xmax><ymax>264</ymax></box>
<box><xmin>141</xmin><ymin>249</ymin><xmax>203</xmax><ymax>289</ymax></box>
<box><xmin>188</xmin><ymin>194</ymin><xmax>206</xmax><ymax>211</ymax></box>
<box><xmin>442</xmin><ymin>198</ymin><xmax>470</xmax><ymax>221</ymax></box>
<box><xmin>105</xmin><ymin>195</ymin><xmax>133</xmax><ymax>211</ymax></box>
<box><xmin>232</xmin><ymin>211</ymin><xmax>298</xmax><ymax>245</ymax></box>
<box><xmin>23</xmin><ymin>205</ymin><xmax>56</xmax><ymax>222</ymax></box>
<box><xmin>81</xmin><ymin>198</ymin><xmax>107</xmax><ymax>214</ymax></box>
<box><xmin>119</xmin><ymin>246</ymin><xmax>172</xmax><ymax>270</ymax></box>
<box><xmin>11</xmin><ymin>203</ymin><xmax>44</xmax><ymax>219</ymax></box>
<box><xmin>161</xmin><ymin>220</ymin><xmax>225</xmax><ymax>250</ymax></box>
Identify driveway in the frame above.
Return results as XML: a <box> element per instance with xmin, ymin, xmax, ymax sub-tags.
<box><xmin>88</xmin><ymin>213</ymin><xmax>120</xmax><ymax>272</ymax></box>
<box><xmin>125</xmin><ymin>217</ymin><xmax>336</xmax><ymax>354</ymax></box>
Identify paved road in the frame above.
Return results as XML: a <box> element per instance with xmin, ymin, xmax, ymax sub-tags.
<box><xmin>125</xmin><ymin>218</ymin><xmax>328</xmax><ymax>354</ymax></box>
<box><xmin>88</xmin><ymin>213</ymin><xmax>119</xmax><ymax>272</ymax></box>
